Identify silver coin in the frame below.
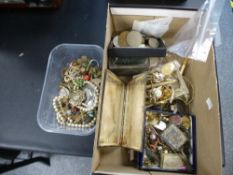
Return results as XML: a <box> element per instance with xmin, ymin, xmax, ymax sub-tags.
<box><xmin>148</xmin><ymin>38</ymin><xmax>159</xmax><ymax>48</ymax></box>
<box><xmin>113</xmin><ymin>35</ymin><xmax>120</xmax><ymax>48</ymax></box>
<box><xmin>126</xmin><ymin>31</ymin><xmax>144</xmax><ymax>48</ymax></box>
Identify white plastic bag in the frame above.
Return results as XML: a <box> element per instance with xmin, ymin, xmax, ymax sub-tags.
<box><xmin>132</xmin><ymin>16</ymin><xmax>173</xmax><ymax>38</ymax></box>
<box><xmin>168</xmin><ymin>0</ymin><xmax>225</xmax><ymax>62</ymax></box>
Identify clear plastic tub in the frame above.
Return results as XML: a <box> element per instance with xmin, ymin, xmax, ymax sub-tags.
<box><xmin>37</xmin><ymin>44</ymin><xmax>103</xmax><ymax>136</ymax></box>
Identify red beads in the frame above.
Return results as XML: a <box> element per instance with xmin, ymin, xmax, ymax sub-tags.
<box><xmin>83</xmin><ymin>74</ymin><xmax>90</xmax><ymax>81</ymax></box>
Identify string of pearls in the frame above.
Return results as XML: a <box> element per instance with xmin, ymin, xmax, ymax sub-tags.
<box><xmin>53</xmin><ymin>96</ymin><xmax>96</xmax><ymax>128</ymax></box>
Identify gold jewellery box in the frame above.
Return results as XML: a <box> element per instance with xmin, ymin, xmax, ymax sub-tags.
<box><xmin>92</xmin><ymin>5</ymin><xmax>223</xmax><ymax>175</ymax></box>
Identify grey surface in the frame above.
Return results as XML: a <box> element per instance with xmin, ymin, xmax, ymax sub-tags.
<box><xmin>215</xmin><ymin>1</ymin><xmax>233</xmax><ymax>175</ymax></box>
<box><xmin>3</xmin><ymin>155</ymin><xmax>92</xmax><ymax>175</ymax></box>
<box><xmin>1</xmin><ymin>0</ymin><xmax>233</xmax><ymax>175</ymax></box>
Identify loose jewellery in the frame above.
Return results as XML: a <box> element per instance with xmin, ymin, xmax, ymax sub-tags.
<box><xmin>52</xmin><ymin>56</ymin><xmax>102</xmax><ymax>128</ymax></box>
<box><xmin>145</xmin><ymin>53</ymin><xmax>194</xmax><ymax>110</ymax></box>
<box><xmin>141</xmin><ymin>110</ymin><xmax>194</xmax><ymax>172</ymax></box>
<box><xmin>139</xmin><ymin>53</ymin><xmax>195</xmax><ymax>172</ymax></box>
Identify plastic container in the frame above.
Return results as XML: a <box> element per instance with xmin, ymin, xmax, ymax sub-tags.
<box><xmin>37</xmin><ymin>44</ymin><xmax>103</xmax><ymax>136</ymax></box>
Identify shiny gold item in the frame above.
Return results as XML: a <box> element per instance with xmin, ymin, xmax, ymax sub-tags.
<box><xmin>146</xmin><ymin>79</ymin><xmax>177</xmax><ymax>89</ymax></box>
<box><xmin>146</xmin><ymin>111</ymin><xmax>155</xmax><ymax>122</ymax></box>
<box><xmin>161</xmin><ymin>153</ymin><xmax>184</xmax><ymax>169</ymax></box>
<box><xmin>118</xmin><ymin>31</ymin><xmax>129</xmax><ymax>47</ymax></box>
<box><xmin>98</xmin><ymin>70</ymin><xmax>147</xmax><ymax>151</ymax></box>
<box><xmin>146</xmin><ymin>112</ymin><xmax>160</xmax><ymax>125</ymax></box>
<box><xmin>181</xmin><ymin>115</ymin><xmax>191</xmax><ymax>130</ymax></box>
<box><xmin>126</xmin><ymin>31</ymin><xmax>144</xmax><ymax>47</ymax></box>
<box><xmin>161</xmin><ymin>86</ymin><xmax>172</xmax><ymax>101</ymax></box>
<box><xmin>180</xmin><ymin>59</ymin><xmax>189</xmax><ymax>75</ymax></box>
<box><xmin>161</xmin><ymin>124</ymin><xmax>187</xmax><ymax>151</ymax></box>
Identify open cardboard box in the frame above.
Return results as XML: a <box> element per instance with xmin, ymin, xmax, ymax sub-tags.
<box><xmin>92</xmin><ymin>5</ymin><xmax>223</xmax><ymax>175</ymax></box>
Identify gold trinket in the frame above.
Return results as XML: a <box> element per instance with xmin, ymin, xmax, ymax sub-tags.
<box><xmin>181</xmin><ymin>115</ymin><xmax>191</xmax><ymax>129</ymax></box>
<box><xmin>180</xmin><ymin>59</ymin><xmax>189</xmax><ymax>75</ymax></box>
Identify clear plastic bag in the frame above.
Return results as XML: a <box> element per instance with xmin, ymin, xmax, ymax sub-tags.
<box><xmin>168</xmin><ymin>0</ymin><xmax>226</xmax><ymax>62</ymax></box>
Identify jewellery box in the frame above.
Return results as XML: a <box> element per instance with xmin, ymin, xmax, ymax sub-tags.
<box><xmin>137</xmin><ymin>110</ymin><xmax>196</xmax><ymax>174</ymax></box>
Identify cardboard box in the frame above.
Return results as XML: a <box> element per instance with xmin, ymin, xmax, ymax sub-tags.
<box><xmin>92</xmin><ymin>6</ymin><xmax>222</xmax><ymax>175</ymax></box>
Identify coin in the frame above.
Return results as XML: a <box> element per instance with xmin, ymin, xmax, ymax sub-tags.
<box><xmin>113</xmin><ymin>35</ymin><xmax>120</xmax><ymax>47</ymax></box>
<box><xmin>118</xmin><ymin>31</ymin><xmax>129</xmax><ymax>47</ymax></box>
<box><xmin>138</xmin><ymin>44</ymin><xmax>147</xmax><ymax>48</ymax></box>
<box><xmin>126</xmin><ymin>31</ymin><xmax>144</xmax><ymax>48</ymax></box>
<box><xmin>148</xmin><ymin>38</ymin><xmax>159</xmax><ymax>48</ymax></box>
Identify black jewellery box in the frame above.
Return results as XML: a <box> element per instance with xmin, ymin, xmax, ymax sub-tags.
<box><xmin>136</xmin><ymin>109</ymin><xmax>196</xmax><ymax>174</ymax></box>
<box><xmin>108</xmin><ymin>37</ymin><xmax>167</xmax><ymax>75</ymax></box>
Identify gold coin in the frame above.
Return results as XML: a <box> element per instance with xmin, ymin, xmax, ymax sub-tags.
<box><xmin>181</xmin><ymin>115</ymin><xmax>190</xmax><ymax>129</ymax></box>
<box><xmin>118</xmin><ymin>31</ymin><xmax>129</xmax><ymax>47</ymax></box>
